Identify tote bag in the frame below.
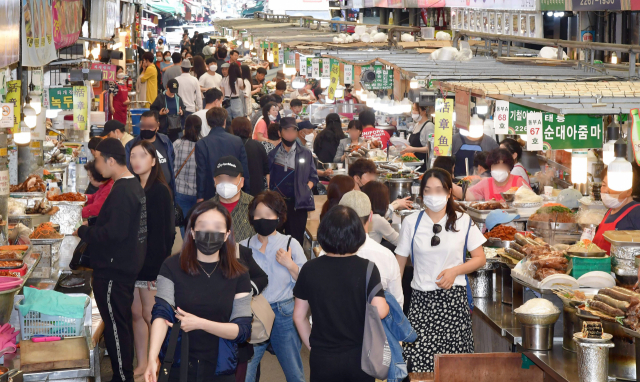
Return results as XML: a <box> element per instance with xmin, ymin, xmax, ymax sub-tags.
<box><xmin>361</xmin><ymin>261</ymin><xmax>391</xmax><ymax>379</ymax></box>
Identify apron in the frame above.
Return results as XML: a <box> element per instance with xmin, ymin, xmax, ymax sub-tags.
<box><xmin>112</xmin><ymin>82</ymin><xmax>128</xmax><ymax>125</ymax></box>
<box><xmin>409</xmin><ymin>120</ymin><xmax>429</xmax><ymax>171</ymax></box>
<box><xmin>592</xmin><ymin>204</ymin><xmax>640</xmax><ymax>255</ymax></box>
<box><xmin>487</xmin><ymin>175</ymin><xmax>520</xmax><ymax>201</ymax></box>
<box><xmin>454</xmin><ymin>136</ymin><xmax>483</xmax><ymax>177</ymax></box>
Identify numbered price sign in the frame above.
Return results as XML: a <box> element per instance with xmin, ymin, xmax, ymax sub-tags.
<box><xmin>526</xmin><ymin>112</ymin><xmax>543</xmax><ymax>151</ymax></box>
<box><xmin>344</xmin><ymin>64</ymin><xmax>353</xmax><ymax>85</ymax></box>
<box><xmin>90</xmin><ymin>63</ymin><xmax>116</xmax><ymax>82</ymax></box>
<box><xmin>494</xmin><ymin>100</ymin><xmax>509</xmax><ymax>134</ymax></box>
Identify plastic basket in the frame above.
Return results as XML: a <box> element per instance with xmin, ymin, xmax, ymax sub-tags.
<box><xmin>16</xmin><ymin>296</ymin><xmax>89</xmax><ymax>340</ymax></box>
<box><xmin>567</xmin><ymin>255</ymin><xmax>612</xmax><ymax>279</ymax></box>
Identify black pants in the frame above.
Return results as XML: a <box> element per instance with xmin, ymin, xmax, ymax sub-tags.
<box><xmin>93</xmin><ymin>277</ymin><xmax>136</xmax><ymax>382</ymax></box>
<box><xmin>309</xmin><ymin>348</ymin><xmax>374</xmax><ymax>382</ymax></box>
<box><xmin>168</xmin><ymin>358</ymin><xmax>235</xmax><ymax>382</ymax></box>
<box><xmin>280</xmin><ymin>199</ymin><xmax>308</xmax><ymax>246</ymax></box>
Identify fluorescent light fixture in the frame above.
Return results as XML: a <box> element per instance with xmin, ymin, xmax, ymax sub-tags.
<box><xmin>23</xmin><ymin>104</ymin><xmax>37</xmax><ymax>128</ymax></box>
<box><xmin>476</xmin><ymin>105</ymin><xmax>488</xmax><ymax>115</ymax></box>
<box><xmin>409</xmin><ymin>78</ymin><xmax>419</xmax><ymax>89</ymax></box>
<box><xmin>608</xmin><ymin>139</ymin><xmax>633</xmax><ymax>191</ymax></box>
<box><xmin>571</xmin><ymin>150</ymin><xmax>588</xmax><ymax>184</ymax></box>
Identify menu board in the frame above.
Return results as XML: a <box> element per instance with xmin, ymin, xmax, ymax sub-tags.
<box><xmin>360</xmin><ymin>65</ymin><xmax>393</xmax><ymax>90</ymax></box>
<box><xmin>541</xmin><ymin>113</ymin><xmax>603</xmax><ymax>150</ymax></box>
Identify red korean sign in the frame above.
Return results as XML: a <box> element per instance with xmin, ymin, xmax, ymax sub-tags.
<box><xmin>91</xmin><ymin>63</ymin><xmax>116</xmax><ymax>82</ymax></box>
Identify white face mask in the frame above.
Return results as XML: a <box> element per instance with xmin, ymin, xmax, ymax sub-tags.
<box><xmin>411</xmin><ymin>113</ymin><xmax>420</xmax><ymax>122</ymax></box>
<box><xmin>164</xmin><ymin>56</ymin><xmax>171</xmax><ymax>62</ymax></box>
<box><xmin>601</xmin><ymin>193</ymin><xmax>626</xmax><ymax>209</ymax></box>
<box><xmin>423</xmin><ymin>194</ymin><xmax>448</xmax><ymax>213</ymax></box>
<box><xmin>268</xmin><ymin>114</ymin><xmax>277</xmax><ymax>121</ymax></box>
<box><xmin>305</xmin><ymin>133</ymin><xmax>314</xmax><ymax>143</ymax></box>
<box><xmin>491</xmin><ymin>170</ymin><xmax>509</xmax><ymax>183</ymax></box>
<box><xmin>117</xmin><ymin>73</ymin><xmax>126</xmax><ymax>80</ymax></box>
<box><xmin>216</xmin><ymin>180</ymin><xmax>240</xmax><ymax>199</ymax></box>
<box><xmin>209</xmin><ymin>65</ymin><xmax>217</xmax><ymax>72</ymax></box>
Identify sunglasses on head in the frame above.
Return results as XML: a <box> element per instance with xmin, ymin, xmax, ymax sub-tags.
<box><xmin>431</xmin><ymin>223</ymin><xmax>442</xmax><ymax>247</ymax></box>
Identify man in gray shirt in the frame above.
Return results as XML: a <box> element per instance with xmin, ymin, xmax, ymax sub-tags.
<box><xmin>163</xmin><ymin>52</ymin><xmax>184</xmax><ymax>89</ymax></box>
<box><xmin>451</xmin><ymin>132</ymin><xmax>498</xmax><ymax>177</ymax></box>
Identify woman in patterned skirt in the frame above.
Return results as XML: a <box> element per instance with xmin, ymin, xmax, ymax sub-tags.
<box><xmin>394</xmin><ymin>168</ymin><xmax>487</xmax><ymax>372</ymax></box>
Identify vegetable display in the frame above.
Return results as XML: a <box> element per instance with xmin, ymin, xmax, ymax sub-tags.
<box><xmin>29</xmin><ymin>222</ymin><xmax>63</xmax><ymax>239</ymax></box>
<box><xmin>400</xmin><ymin>153</ymin><xmax>420</xmax><ymax>162</ymax></box>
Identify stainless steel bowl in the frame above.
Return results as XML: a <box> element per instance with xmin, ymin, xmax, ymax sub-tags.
<box><xmin>515</xmin><ymin>311</ymin><xmax>561</xmax><ymax>325</ymax></box>
<box><xmin>501</xmin><ymin>192</ymin><xmax>516</xmax><ymax>202</ymax></box>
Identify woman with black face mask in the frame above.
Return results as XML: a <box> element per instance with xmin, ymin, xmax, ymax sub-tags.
<box><xmin>240</xmin><ymin>191</ymin><xmax>308</xmax><ymax>382</ymax></box>
<box><xmin>145</xmin><ymin>201</ymin><xmax>260</xmax><ymax>382</ymax></box>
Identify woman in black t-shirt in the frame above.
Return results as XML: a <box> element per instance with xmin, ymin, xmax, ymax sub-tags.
<box><xmin>129</xmin><ymin>140</ymin><xmax>176</xmax><ymax>377</ymax></box>
<box><xmin>293</xmin><ymin>205</ymin><xmax>389</xmax><ymax>382</ymax></box>
<box><xmin>144</xmin><ymin>201</ymin><xmax>252</xmax><ymax>382</ymax></box>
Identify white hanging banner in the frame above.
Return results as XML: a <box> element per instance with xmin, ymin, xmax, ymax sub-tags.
<box><xmin>526</xmin><ymin>111</ymin><xmax>543</xmax><ymax>151</ymax></box>
<box><xmin>299</xmin><ymin>55</ymin><xmax>308</xmax><ymax>75</ymax></box>
<box><xmin>344</xmin><ymin>65</ymin><xmax>354</xmax><ymax>85</ymax></box>
<box><xmin>494</xmin><ymin>100</ymin><xmax>509</xmax><ymax>135</ymax></box>
<box><xmin>322</xmin><ymin>58</ymin><xmax>331</xmax><ymax>78</ymax></box>
<box><xmin>312</xmin><ymin>59</ymin><xmax>320</xmax><ymax>78</ymax></box>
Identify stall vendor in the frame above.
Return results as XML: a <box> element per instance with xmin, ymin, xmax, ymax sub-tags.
<box><xmin>401</xmin><ymin>103</ymin><xmax>434</xmax><ymax>172</ymax></box>
<box><xmin>462</xmin><ymin>148</ymin><xmax>528</xmax><ymax>201</ymax></box>
<box><xmin>592</xmin><ymin>167</ymin><xmax>640</xmax><ymax>254</ymax></box>
<box><xmin>500</xmin><ymin>138</ymin><xmax>530</xmax><ymax>186</ymax></box>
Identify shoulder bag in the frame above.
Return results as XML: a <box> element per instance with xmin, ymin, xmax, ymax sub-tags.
<box><xmin>157</xmin><ymin>320</ymin><xmax>189</xmax><ymax>382</ymax></box>
<box><xmin>361</xmin><ymin>260</ymin><xmax>391</xmax><ymax>379</ymax></box>
<box><xmin>236</xmin><ymin>242</ymin><xmax>276</xmax><ymax>344</ymax></box>
<box><xmin>166</xmin><ymin>94</ymin><xmax>182</xmax><ymax>135</ymax></box>
<box><xmin>411</xmin><ymin>211</ymin><xmax>475</xmax><ymax>311</ymax></box>
<box><xmin>173</xmin><ymin>143</ymin><xmax>196</xmax><ymax>227</ymax></box>
<box><xmin>69</xmin><ymin>216</ymin><xmax>98</xmax><ymax>270</ymax></box>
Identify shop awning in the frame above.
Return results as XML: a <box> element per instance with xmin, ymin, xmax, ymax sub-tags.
<box><xmin>147</xmin><ymin>0</ymin><xmax>185</xmax><ymax>16</ymax></box>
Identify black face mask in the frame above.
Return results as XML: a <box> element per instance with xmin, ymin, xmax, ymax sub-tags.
<box><xmin>281</xmin><ymin>137</ymin><xmax>296</xmax><ymax>147</ymax></box>
<box><xmin>140</xmin><ymin>129</ymin><xmax>156</xmax><ymax>140</ymax></box>
<box><xmin>194</xmin><ymin>231</ymin><xmax>226</xmax><ymax>255</ymax></box>
<box><xmin>253</xmin><ymin>218</ymin><xmax>279</xmax><ymax>237</ymax></box>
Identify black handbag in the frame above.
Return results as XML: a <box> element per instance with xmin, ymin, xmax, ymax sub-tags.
<box><xmin>158</xmin><ymin>320</ymin><xmax>189</xmax><ymax>382</ymax></box>
<box><xmin>69</xmin><ymin>216</ymin><xmax>98</xmax><ymax>270</ymax></box>
<box><xmin>166</xmin><ymin>95</ymin><xmax>183</xmax><ymax>134</ymax></box>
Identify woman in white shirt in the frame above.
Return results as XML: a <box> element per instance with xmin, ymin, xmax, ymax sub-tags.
<box><xmin>221</xmin><ymin>64</ymin><xmax>246</xmax><ymax>119</ymax></box>
<box><xmin>395</xmin><ymin>168</ymin><xmax>486</xmax><ymax>373</ymax></box>
<box><xmin>360</xmin><ymin>181</ymin><xmax>399</xmax><ymax>247</ymax></box>
<box><xmin>500</xmin><ymin>137</ymin><xmax>530</xmax><ymax>186</ymax></box>
<box><xmin>241</xmin><ymin>65</ymin><xmax>253</xmax><ymax>117</ymax></box>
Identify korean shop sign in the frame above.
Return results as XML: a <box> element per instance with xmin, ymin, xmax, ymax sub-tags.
<box><xmin>541</xmin><ymin>113</ymin><xmax>603</xmax><ymax>150</ymax></box>
<box><xmin>509</xmin><ymin>103</ymin><xmax>538</xmax><ymax>135</ymax></box>
<box><xmin>90</xmin><ymin>63</ymin><xmax>116</xmax><ymax>82</ymax></box>
<box><xmin>284</xmin><ymin>49</ymin><xmax>295</xmax><ymax>67</ymax></box>
<box><xmin>541</xmin><ymin>0</ymin><xmax>566</xmax><ymax>10</ymax></box>
<box><xmin>48</xmin><ymin>87</ymin><xmax>74</xmax><ymax>110</ymax></box>
<box><xmin>434</xmin><ymin>98</ymin><xmax>454</xmax><ymax>156</ymax></box>
<box><xmin>360</xmin><ymin>65</ymin><xmax>394</xmax><ymax>90</ymax></box>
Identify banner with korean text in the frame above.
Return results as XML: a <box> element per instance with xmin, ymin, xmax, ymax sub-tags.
<box><xmin>5</xmin><ymin>81</ymin><xmax>21</xmax><ymax>134</ymax></box>
<box><xmin>434</xmin><ymin>98</ymin><xmax>454</xmax><ymax>156</ymax></box>
<box><xmin>72</xmin><ymin>86</ymin><xmax>88</xmax><ymax>130</ymax></box>
<box><xmin>52</xmin><ymin>0</ymin><xmax>82</xmax><ymax>50</ymax></box>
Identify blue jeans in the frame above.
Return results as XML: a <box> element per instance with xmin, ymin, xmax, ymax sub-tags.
<box><xmin>175</xmin><ymin>192</ymin><xmax>197</xmax><ymax>237</ymax></box>
<box><xmin>245</xmin><ymin>298</ymin><xmax>305</xmax><ymax>382</ymax></box>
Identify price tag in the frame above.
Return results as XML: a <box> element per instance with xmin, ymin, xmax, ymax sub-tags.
<box><xmin>494</xmin><ymin>100</ymin><xmax>509</xmax><ymax>134</ymax></box>
<box><xmin>526</xmin><ymin>111</ymin><xmax>543</xmax><ymax>151</ymax></box>
<box><xmin>344</xmin><ymin>65</ymin><xmax>353</xmax><ymax>85</ymax></box>
<box><xmin>299</xmin><ymin>56</ymin><xmax>307</xmax><ymax>75</ymax></box>
<box><xmin>322</xmin><ymin>58</ymin><xmax>331</xmax><ymax>78</ymax></box>
<box><xmin>312</xmin><ymin>59</ymin><xmax>320</xmax><ymax>78</ymax></box>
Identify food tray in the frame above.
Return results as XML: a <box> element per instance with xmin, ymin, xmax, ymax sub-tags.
<box><xmin>10</xmin><ymin>192</ymin><xmax>45</xmax><ymax>199</ymax></box>
<box><xmin>8</xmin><ymin>214</ymin><xmax>51</xmax><ymax>229</ymax></box>
<box><xmin>48</xmin><ymin>199</ymin><xmax>87</xmax><ymax>206</ymax></box>
<box><xmin>30</xmin><ymin>237</ymin><xmax>65</xmax><ymax>245</ymax></box>
<box><xmin>528</xmin><ymin>220</ymin><xmax>579</xmax><ymax>232</ymax></box>
<box><xmin>0</xmin><ymin>260</ymin><xmax>23</xmax><ymax>270</ymax></box>
<box><xmin>566</xmin><ymin>249</ymin><xmax>608</xmax><ymax>258</ymax></box>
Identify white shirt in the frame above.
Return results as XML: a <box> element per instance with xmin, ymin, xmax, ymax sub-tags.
<box><xmin>193</xmin><ymin>108</ymin><xmax>211</xmax><ymax>137</ymax></box>
<box><xmin>395</xmin><ymin>212</ymin><xmax>486</xmax><ymax>292</ymax></box>
<box><xmin>221</xmin><ymin>77</ymin><xmax>244</xmax><ymax>98</ymax></box>
<box><xmin>199</xmin><ymin>72</ymin><xmax>222</xmax><ymax>92</ymax></box>
<box><xmin>368</xmin><ymin>214</ymin><xmax>400</xmax><ymax>246</ymax></box>
<box><xmin>175</xmin><ymin>73</ymin><xmax>203</xmax><ymax>113</ymax></box>
<box><xmin>202</xmin><ymin>45</ymin><xmax>215</xmax><ymax>56</ymax></box>
<box><xmin>511</xmin><ymin>163</ymin><xmax>530</xmax><ymax>186</ymax></box>
<box><xmin>319</xmin><ymin>235</ymin><xmax>404</xmax><ymax>307</ymax></box>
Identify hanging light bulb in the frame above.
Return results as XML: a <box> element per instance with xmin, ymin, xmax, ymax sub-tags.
<box><xmin>23</xmin><ymin>104</ymin><xmax>37</xmax><ymax>128</ymax></box>
<box><xmin>608</xmin><ymin>139</ymin><xmax>633</xmax><ymax>192</ymax></box>
<box><xmin>334</xmin><ymin>85</ymin><xmax>345</xmax><ymax>99</ymax></box>
<box><xmin>611</xmin><ymin>52</ymin><xmax>618</xmax><ymax>64</ymax></box>
<box><xmin>267</xmin><ymin>50</ymin><xmax>274</xmax><ymax>63</ymax></box>
<box><xmin>571</xmin><ymin>150</ymin><xmax>588</xmax><ymax>184</ymax></box>
<box><xmin>603</xmin><ymin>118</ymin><xmax>620</xmax><ymax>166</ymax></box>
<box><xmin>409</xmin><ymin>78</ymin><xmax>419</xmax><ymax>89</ymax></box>
<box><xmin>283</xmin><ymin>65</ymin><xmax>297</xmax><ymax>76</ymax></box>
<box><xmin>468</xmin><ymin>114</ymin><xmax>484</xmax><ymax>138</ymax></box>
<box><xmin>292</xmin><ymin>76</ymin><xmax>306</xmax><ymax>89</ymax></box>
<box><xmin>401</xmin><ymin>98</ymin><xmax>413</xmax><ymax>113</ymax></box>
<box><xmin>244</xmin><ymin>40</ymin><xmax>250</xmax><ymax>49</ymax></box>
<box><xmin>14</xmin><ymin>122</ymin><xmax>31</xmax><ymax>145</ymax></box>
<box><xmin>29</xmin><ymin>93</ymin><xmax>42</xmax><ymax>115</ymax></box>
<box><xmin>320</xmin><ymin>77</ymin><xmax>330</xmax><ymax>88</ymax></box>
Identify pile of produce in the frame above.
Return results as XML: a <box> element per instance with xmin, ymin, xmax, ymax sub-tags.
<box><xmin>484</xmin><ymin>225</ymin><xmax>517</xmax><ymax>241</ymax></box>
<box><xmin>470</xmin><ymin>200</ymin><xmax>508</xmax><ymax>210</ymax></box>
<box><xmin>29</xmin><ymin>222</ymin><xmax>63</xmax><ymax>239</ymax></box>
<box><xmin>10</xmin><ymin>175</ymin><xmax>46</xmax><ymax>193</ymax></box>
<box><xmin>47</xmin><ymin>192</ymin><xmax>86</xmax><ymax>202</ymax></box>
<box><xmin>399</xmin><ymin>153</ymin><xmax>420</xmax><ymax>162</ymax></box>
<box><xmin>529</xmin><ymin>203</ymin><xmax>576</xmax><ymax>223</ymax></box>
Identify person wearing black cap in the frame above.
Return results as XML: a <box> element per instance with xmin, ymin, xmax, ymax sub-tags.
<box><xmin>208</xmin><ymin>155</ymin><xmax>256</xmax><ymax>242</ymax></box>
<box><xmin>74</xmin><ymin>138</ymin><xmax>147</xmax><ymax>382</ymax></box>
<box><xmin>101</xmin><ymin>120</ymin><xmax>134</xmax><ymax>147</ymax></box>
<box><xmin>268</xmin><ymin>117</ymin><xmax>318</xmax><ymax>245</ymax></box>
<box><xmin>195</xmin><ymin>107</ymin><xmax>251</xmax><ymax>201</ymax></box>
<box><xmin>295</xmin><ymin>120</ymin><xmax>317</xmax><ymax>148</ymax></box>
<box><xmin>150</xmin><ymin>78</ymin><xmax>186</xmax><ymax>142</ymax></box>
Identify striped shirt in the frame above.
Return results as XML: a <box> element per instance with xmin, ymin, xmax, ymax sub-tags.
<box><xmin>173</xmin><ymin>139</ymin><xmax>197</xmax><ymax>196</ymax></box>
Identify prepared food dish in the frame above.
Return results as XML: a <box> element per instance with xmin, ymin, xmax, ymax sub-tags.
<box><xmin>0</xmin><ymin>245</ymin><xmax>28</xmax><ymax>251</ymax></box>
<box><xmin>587</xmin><ymin>287</ymin><xmax>640</xmax><ymax>323</ymax></box>
<box><xmin>0</xmin><ymin>270</ymin><xmax>23</xmax><ymax>277</ymax></box>
<box><xmin>47</xmin><ymin>192</ymin><xmax>86</xmax><ymax>202</ymax></box>
<box><xmin>582</xmin><ymin>322</ymin><xmax>603</xmax><ymax>339</ymax></box>
<box><xmin>8</xmin><ymin>198</ymin><xmax>25</xmax><ymax>216</ymax></box>
<box><xmin>514</xmin><ymin>298</ymin><xmax>560</xmax><ymax>315</ymax></box>
<box><xmin>10</xmin><ymin>174</ymin><xmax>46</xmax><ymax>193</ymax></box>
<box><xmin>529</xmin><ymin>203</ymin><xmax>575</xmax><ymax>223</ymax></box>
<box><xmin>576</xmin><ymin>209</ymin><xmax>606</xmax><ymax>225</ymax></box>
<box><xmin>484</xmin><ymin>225</ymin><xmax>517</xmax><ymax>241</ymax></box>
<box><xmin>514</xmin><ymin>186</ymin><xmax>542</xmax><ymax>203</ymax></box>
<box><xmin>29</xmin><ymin>222</ymin><xmax>64</xmax><ymax>239</ymax></box>
<box><xmin>483</xmin><ymin>247</ymin><xmax>498</xmax><ymax>258</ymax></box>
<box><xmin>25</xmin><ymin>198</ymin><xmax>54</xmax><ymax>214</ymax></box>
<box><xmin>399</xmin><ymin>153</ymin><xmax>420</xmax><ymax>162</ymax></box>
<box><xmin>0</xmin><ymin>261</ymin><xmax>22</xmax><ymax>268</ymax></box>
<box><xmin>567</xmin><ymin>239</ymin><xmax>604</xmax><ymax>254</ymax></box>
<box><xmin>0</xmin><ymin>251</ymin><xmax>23</xmax><ymax>260</ymax></box>
<box><xmin>554</xmin><ymin>289</ymin><xmax>587</xmax><ymax>302</ymax></box>
<box><xmin>470</xmin><ymin>200</ymin><xmax>508</xmax><ymax>210</ymax></box>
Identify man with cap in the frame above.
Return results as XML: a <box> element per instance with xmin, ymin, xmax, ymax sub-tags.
<box><xmin>220</xmin><ymin>62</ymin><xmax>230</xmax><ymax>83</ymax></box>
<box><xmin>101</xmin><ymin>120</ymin><xmax>134</xmax><ymax>147</ymax></box>
<box><xmin>150</xmin><ymin>78</ymin><xmax>186</xmax><ymax>142</ymax></box>
<box><xmin>193</xmin><ymin>88</ymin><xmax>229</xmax><ymax>137</ymax></box>
<box><xmin>296</xmin><ymin>120</ymin><xmax>317</xmax><ymax>147</ymax></box>
<box><xmin>74</xmin><ymin>138</ymin><xmax>147</xmax><ymax>382</ymax></box>
<box><xmin>333</xmin><ymin>190</ymin><xmax>404</xmax><ymax>306</ymax></box>
<box><xmin>175</xmin><ymin>59</ymin><xmax>203</xmax><ymax>119</ymax></box>
<box><xmin>209</xmin><ymin>155</ymin><xmax>255</xmax><ymax>242</ymax></box>
<box><xmin>485</xmin><ymin>209</ymin><xmax>521</xmax><ymax>232</ymax></box>
<box><xmin>163</xmin><ymin>52</ymin><xmax>183</xmax><ymax>89</ymax></box>
<box><xmin>195</xmin><ymin>107</ymin><xmax>250</xmax><ymax>201</ymax></box>
<box><xmin>125</xmin><ymin>110</ymin><xmax>176</xmax><ymax>197</ymax></box>
<box><xmin>268</xmin><ymin>117</ymin><xmax>318</xmax><ymax>245</ymax></box>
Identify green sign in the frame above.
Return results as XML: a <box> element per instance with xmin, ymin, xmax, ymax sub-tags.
<box><xmin>48</xmin><ymin>87</ymin><xmax>74</xmax><ymax>110</ymax></box>
<box><xmin>540</xmin><ymin>0</ymin><xmax>565</xmax><ymax>11</ymax></box>
<box><xmin>360</xmin><ymin>65</ymin><xmax>394</xmax><ymax>90</ymax></box>
<box><xmin>284</xmin><ymin>49</ymin><xmax>295</xmax><ymax>67</ymax></box>
<box><xmin>541</xmin><ymin>113</ymin><xmax>603</xmax><ymax>150</ymax></box>
<box><xmin>509</xmin><ymin>103</ymin><xmax>538</xmax><ymax>135</ymax></box>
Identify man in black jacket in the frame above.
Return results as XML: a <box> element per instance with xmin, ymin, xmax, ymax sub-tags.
<box><xmin>75</xmin><ymin>138</ymin><xmax>147</xmax><ymax>382</ymax></box>
<box><xmin>149</xmin><ymin>79</ymin><xmax>185</xmax><ymax>141</ymax></box>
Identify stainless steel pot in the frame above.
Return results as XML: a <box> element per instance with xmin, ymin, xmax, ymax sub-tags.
<box><xmin>521</xmin><ymin>323</ymin><xmax>555</xmax><ymax>351</ymax></box>
<box><xmin>602</xmin><ymin>319</ymin><xmax>636</xmax><ymax>380</ymax></box>
<box><xmin>385</xmin><ymin>178</ymin><xmax>415</xmax><ymax>201</ymax></box>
